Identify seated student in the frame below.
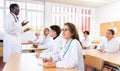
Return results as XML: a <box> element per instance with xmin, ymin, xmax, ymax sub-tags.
<box><xmin>91</xmin><ymin>29</ymin><xmax>120</xmax><ymax>71</ymax></box>
<box><xmin>42</xmin><ymin>22</ymin><xmax>84</xmax><ymax>71</ymax></box>
<box><xmin>97</xmin><ymin>29</ymin><xmax>119</xmax><ymax>53</ymax></box>
<box><xmin>28</xmin><ymin>32</ymin><xmax>40</xmax><ymax>44</ymax></box>
<box><xmin>36</xmin><ymin>25</ymin><xmax>65</xmax><ymax>58</ymax></box>
<box><xmin>33</xmin><ymin>28</ymin><xmax>53</xmax><ymax>48</ymax></box>
<box><xmin>81</xmin><ymin>31</ymin><xmax>91</xmax><ymax>49</ymax></box>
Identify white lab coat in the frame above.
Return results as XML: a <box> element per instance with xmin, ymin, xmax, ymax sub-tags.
<box><xmin>52</xmin><ymin>39</ymin><xmax>84</xmax><ymax>71</ymax></box>
<box><xmin>81</xmin><ymin>37</ymin><xmax>91</xmax><ymax>49</ymax></box>
<box><xmin>38</xmin><ymin>35</ymin><xmax>53</xmax><ymax>48</ymax></box>
<box><xmin>40</xmin><ymin>36</ymin><xmax>65</xmax><ymax>58</ymax></box>
<box><xmin>3</xmin><ymin>13</ymin><xmax>22</xmax><ymax>62</ymax></box>
<box><xmin>97</xmin><ymin>37</ymin><xmax>119</xmax><ymax>52</ymax></box>
<box><xmin>32</xmin><ymin>37</ymin><xmax>41</xmax><ymax>44</ymax></box>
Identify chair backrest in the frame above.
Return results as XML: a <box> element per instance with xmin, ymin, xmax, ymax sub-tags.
<box><xmin>84</xmin><ymin>55</ymin><xmax>104</xmax><ymax>70</ymax></box>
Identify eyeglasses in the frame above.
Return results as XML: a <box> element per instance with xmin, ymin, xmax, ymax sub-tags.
<box><xmin>61</xmin><ymin>28</ymin><xmax>69</xmax><ymax>32</ymax></box>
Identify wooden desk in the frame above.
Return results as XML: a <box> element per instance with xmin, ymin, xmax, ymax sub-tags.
<box><xmin>3</xmin><ymin>53</ymin><xmax>76</xmax><ymax>71</ymax></box>
<box><xmin>22</xmin><ymin>44</ymin><xmax>47</xmax><ymax>53</ymax></box>
<box><xmin>22</xmin><ymin>41</ymin><xmax>32</xmax><ymax>44</ymax></box>
<box><xmin>22</xmin><ymin>44</ymin><xmax>35</xmax><ymax>51</ymax></box>
<box><xmin>0</xmin><ymin>46</ymin><xmax>3</xmax><ymax>57</ymax></box>
<box><xmin>83</xmin><ymin>49</ymin><xmax>120</xmax><ymax>66</ymax></box>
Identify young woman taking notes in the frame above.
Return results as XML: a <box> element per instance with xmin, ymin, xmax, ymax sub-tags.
<box><xmin>42</xmin><ymin>22</ymin><xmax>84</xmax><ymax>71</ymax></box>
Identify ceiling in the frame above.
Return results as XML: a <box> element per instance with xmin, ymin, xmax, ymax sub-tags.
<box><xmin>41</xmin><ymin>0</ymin><xmax>118</xmax><ymax>8</ymax></box>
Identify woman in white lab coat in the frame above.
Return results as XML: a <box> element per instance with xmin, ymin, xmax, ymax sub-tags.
<box><xmin>42</xmin><ymin>22</ymin><xmax>84</xmax><ymax>71</ymax></box>
<box><xmin>3</xmin><ymin>4</ymin><xmax>30</xmax><ymax>62</ymax></box>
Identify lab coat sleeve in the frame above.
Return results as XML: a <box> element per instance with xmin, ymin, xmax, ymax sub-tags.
<box><xmin>108</xmin><ymin>39</ymin><xmax>119</xmax><ymax>52</ymax></box>
<box><xmin>87</xmin><ymin>40</ymin><xmax>92</xmax><ymax>47</ymax></box>
<box><xmin>40</xmin><ymin>52</ymin><xmax>51</xmax><ymax>58</ymax></box>
<box><xmin>96</xmin><ymin>41</ymin><xmax>104</xmax><ymax>50</ymax></box>
<box><xmin>4</xmin><ymin>15</ymin><xmax>20</xmax><ymax>35</ymax></box>
<box><xmin>85</xmin><ymin>40</ymin><xmax>92</xmax><ymax>48</ymax></box>
<box><xmin>56</xmin><ymin>42</ymin><xmax>80</xmax><ymax>68</ymax></box>
<box><xmin>40</xmin><ymin>46</ymin><xmax>53</xmax><ymax>58</ymax></box>
<box><xmin>114</xmin><ymin>39</ymin><xmax>119</xmax><ymax>52</ymax></box>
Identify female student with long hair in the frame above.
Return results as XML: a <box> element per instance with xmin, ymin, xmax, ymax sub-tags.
<box><xmin>42</xmin><ymin>22</ymin><xmax>84</xmax><ymax>71</ymax></box>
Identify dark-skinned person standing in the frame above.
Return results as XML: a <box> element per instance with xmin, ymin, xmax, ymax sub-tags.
<box><xmin>3</xmin><ymin>3</ymin><xmax>30</xmax><ymax>62</ymax></box>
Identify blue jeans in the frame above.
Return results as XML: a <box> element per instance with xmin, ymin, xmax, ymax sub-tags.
<box><xmin>91</xmin><ymin>68</ymin><xmax>99</xmax><ymax>71</ymax></box>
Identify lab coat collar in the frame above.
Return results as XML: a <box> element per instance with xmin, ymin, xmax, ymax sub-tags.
<box><xmin>11</xmin><ymin>12</ymin><xmax>18</xmax><ymax>17</ymax></box>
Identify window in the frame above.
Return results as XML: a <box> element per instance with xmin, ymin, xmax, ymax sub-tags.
<box><xmin>4</xmin><ymin>0</ymin><xmax>44</xmax><ymax>32</ymax></box>
<box><xmin>0</xmin><ymin>0</ymin><xmax>3</xmax><ymax>7</ymax></box>
<box><xmin>52</xmin><ymin>5</ymin><xmax>93</xmax><ymax>32</ymax></box>
<box><xmin>0</xmin><ymin>9</ymin><xmax>3</xmax><ymax>33</ymax></box>
<box><xmin>0</xmin><ymin>0</ymin><xmax>4</xmax><ymax>33</ymax></box>
<box><xmin>26</xmin><ymin>3</ymin><xmax>44</xmax><ymax>31</ymax></box>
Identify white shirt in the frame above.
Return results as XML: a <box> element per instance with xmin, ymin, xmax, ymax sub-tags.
<box><xmin>32</xmin><ymin>37</ymin><xmax>40</xmax><ymax>44</ymax></box>
<box><xmin>81</xmin><ymin>37</ymin><xmax>91</xmax><ymax>49</ymax></box>
<box><xmin>40</xmin><ymin>36</ymin><xmax>65</xmax><ymax>58</ymax></box>
<box><xmin>97</xmin><ymin>37</ymin><xmax>119</xmax><ymax>52</ymax></box>
<box><xmin>52</xmin><ymin>39</ymin><xmax>84</xmax><ymax>71</ymax></box>
<box><xmin>38</xmin><ymin>35</ymin><xmax>53</xmax><ymax>48</ymax></box>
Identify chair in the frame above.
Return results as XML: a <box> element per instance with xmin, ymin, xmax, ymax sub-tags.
<box><xmin>84</xmin><ymin>55</ymin><xmax>104</xmax><ymax>71</ymax></box>
<box><xmin>104</xmin><ymin>63</ymin><xmax>120</xmax><ymax>71</ymax></box>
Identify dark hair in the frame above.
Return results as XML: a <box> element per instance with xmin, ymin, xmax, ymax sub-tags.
<box><xmin>83</xmin><ymin>31</ymin><xmax>90</xmax><ymax>35</ymax></box>
<box><xmin>50</xmin><ymin>25</ymin><xmax>61</xmax><ymax>36</ymax></box>
<box><xmin>9</xmin><ymin>4</ymin><xmax>19</xmax><ymax>12</ymax></box>
<box><xmin>64</xmin><ymin>22</ymin><xmax>82</xmax><ymax>46</ymax></box>
<box><xmin>107</xmin><ymin>29</ymin><xmax>115</xmax><ymax>35</ymax></box>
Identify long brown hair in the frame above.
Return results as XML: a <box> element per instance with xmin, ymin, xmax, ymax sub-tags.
<box><xmin>64</xmin><ymin>22</ymin><xmax>82</xmax><ymax>46</ymax></box>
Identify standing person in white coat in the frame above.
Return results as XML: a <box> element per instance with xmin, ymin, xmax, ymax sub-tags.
<box><xmin>42</xmin><ymin>22</ymin><xmax>84</xmax><ymax>71</ymax></box>
<box><xmin>3</xmin><ymin>4</ymin><xmax>30</xmax><ymax>62</ymax></box>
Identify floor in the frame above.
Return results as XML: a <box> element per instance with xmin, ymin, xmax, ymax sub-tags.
<box><xmin>0</xmin><ymin>57</ymin><xmax>5</xmax><ymax>71</ymax></box>
<box><xmin>86</xmin><ymin>67</ymin><xmax>108</xmax><ymax>71</ymax></box>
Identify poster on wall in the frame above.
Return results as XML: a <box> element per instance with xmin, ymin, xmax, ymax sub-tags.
<box><xmin>100</xmin><ymin>21</ymin><xmax>120</xmax><ymax>36</ymax></box>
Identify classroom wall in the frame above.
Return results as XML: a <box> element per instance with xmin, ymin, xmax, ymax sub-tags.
<box><xmin>95</xmin><ymin>0</ymin><xmax>120</xmax><ymax>41</ymax></box>
<box><xmin>44</xmin><ymin>2</ymin><xmax>96</xmax><ymax>40</ymax></box>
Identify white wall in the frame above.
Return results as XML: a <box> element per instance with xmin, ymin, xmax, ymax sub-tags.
<box><xmin>95</xmin><ymin>0</ymin><xmax>120</xmax><ymax>41</ymax></box>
